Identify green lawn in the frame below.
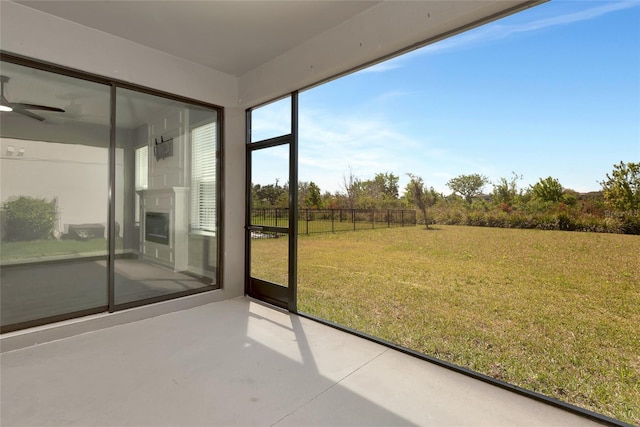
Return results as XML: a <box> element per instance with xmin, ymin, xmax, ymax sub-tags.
<box><xmin>1</xmin><ymin>238</ymin><xmax>108</xmax><ymax>262</ymax></box>
<box><xmin>252</xmin><ymin>225</ymin><xmax>640</xmax><ymax>424</ymax></box>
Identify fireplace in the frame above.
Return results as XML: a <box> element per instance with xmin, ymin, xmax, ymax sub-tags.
<box><xmin>138</xmin><ymin>188</ymin><xmax>189</xmax><ymax>271</ymax></box>
<box><xmin>145</xmin><ymin>212</ymin><xmax>170</xmax><ymax>245</ymax></box>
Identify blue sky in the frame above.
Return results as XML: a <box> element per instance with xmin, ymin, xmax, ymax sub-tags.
<box><xmin>253</xmin><ymin>0</ymin><xmax>640</xmax><ymax>195</ymax></box>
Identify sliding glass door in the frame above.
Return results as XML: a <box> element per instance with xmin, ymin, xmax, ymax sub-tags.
<box><xmin>0</xmin><ymin>55</ymin><xmax>222</xmax><ymax>332</ymax></box>
<box><xmin>113</xmin><ymin>88</ymin><xmax>219</xmax><ymax>308</ymax></box>
<box><xmin>0</xmin><ymin>61</ymin><xmax>111</xmax><ymax>330</ymax></box>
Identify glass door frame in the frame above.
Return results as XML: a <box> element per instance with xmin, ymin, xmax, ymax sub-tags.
<box><xmin>245</xmin><ymin>92</ymin><xmax>298</xmax><ymax>312</ymax></box>
<box><xmin>0</xmin><ymin>52</ymin><xmax>224</xmax><ymax>333</ymax></box>
<box><xmin>109</xmin><ymin>83</ymin><xmax>223</xmax><ymax>312</ymax></box>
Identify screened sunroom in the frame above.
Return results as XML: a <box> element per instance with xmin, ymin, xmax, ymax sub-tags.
<box><xmin>1</xmin><ymin>1</ymin><xmax>634</xmax><ymax>426</ymax></box>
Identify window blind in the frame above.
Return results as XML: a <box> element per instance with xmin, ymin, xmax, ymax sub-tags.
<box><xmin>134</xmin><ymin>146</ymin><xmax>149</xmax><ymax>224</ymax></box>
<box><xmin>191</xmin><ymin>122</ymin><xmax>216</xmax><ymax>232</ymax></box>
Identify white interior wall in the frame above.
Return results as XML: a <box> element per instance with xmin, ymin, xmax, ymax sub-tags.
<box><xmin>0</xmin><ymin>1</ymin><xmax>245</xmax><ymax>301</ymax></box>
<box><xmin>0</xmin><ymin>138</ymin><xmax>112</xmax><ymax>235</ymax></box>
<box><xmin>1</xmin><ymin>121</ymin><xmax>135</xmax><ymax>240</ymax></box>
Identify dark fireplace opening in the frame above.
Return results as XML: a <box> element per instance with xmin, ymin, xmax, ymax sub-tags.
<box><xmin>145</xmin><ymin>212</ymin><xmax>170</xmax><ymax>245</ymax></box>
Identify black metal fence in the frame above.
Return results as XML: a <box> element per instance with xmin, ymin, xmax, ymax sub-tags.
<box><xmin>251</xmin><ymin>208</ymin><xmax>417</xmax><ymax>235</ymax></box>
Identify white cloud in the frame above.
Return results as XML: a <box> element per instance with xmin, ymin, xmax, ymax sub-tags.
<box><xmin>507</xmin><ymin>1</ymin><xmax>639</xmax><ymax>33</ymax></box>
<box><xmin>294</xmin><ymin>103</ymin><xmax>497</xmax><ymax>194</ymax></box>
<box><xmin>417</xmin><ymin>1</ymin><xmax>639</xmax><ymax>56</ymax></box>
<box><xmin>297</xmin><ymin>108</ymin><xmax>426</xmax><ymax>192</ymax></box>
<box><xmin>249</xmin><ymin>98</ymin><xmax>291</xmax><ymax>141</ymax></box>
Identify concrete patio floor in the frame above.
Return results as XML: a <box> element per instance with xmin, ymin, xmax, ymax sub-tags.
<box><xmin>1</xmin><ymin>297</ymin><xmax>603</xmax><ymax>426</ymax></box>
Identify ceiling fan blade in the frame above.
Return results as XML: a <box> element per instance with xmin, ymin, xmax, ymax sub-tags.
<box><xmin>11</xmin><ymin>105</ymin><xmax>45</xmax><ymax>121</ymax></box>
<box><xmin>11</xmin><ymin>102</ymin><xmax>65</xmax><ymax>113</ymax></box>
<box><xmin>0</xmin><ymin>94</ymin><xmax>15</xmax><ymax>111</ymax></box>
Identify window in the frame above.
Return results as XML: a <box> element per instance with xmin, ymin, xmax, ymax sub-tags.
<box><xmin>135</xmin><ymin>145</ymin><xmax>149</xmax><ymax>190</ymax></box>
<box><xmin>191</xmin><ymin>122</ymin><xmax>216</xmax><ymax>232</ymax></box>
<box><xmin>0</xmin><ymin>60</ymin><xmax>111</xmax><ymax>331</ymax></box>
<box><xmin>1</xmin><ymin>56</ymin><xmax>221</xmax><ymax>331</ymax></box>
<box><xmin>115</xmin><ymin>88</ymin><xmax>220</xmax><ymax>305</ymax></box>
<box><xmin>134</xmin><ymin>145</ymin><xmax>148</xmax><ymax>225</ymax></box>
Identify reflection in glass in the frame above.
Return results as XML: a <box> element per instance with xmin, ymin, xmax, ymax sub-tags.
<box><xmin>0</xmin><ymin>61</ymin><xmax>110</xmax><ymax>328</ymax></box>
<box><xmin>114</xmin><ymin>88</ymin><xmax>218</xmax><ymax>305</ymax></box>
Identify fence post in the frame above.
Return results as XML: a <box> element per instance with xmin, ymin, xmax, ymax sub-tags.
<box><xmin>352</xmin><ymin>209</ymin><xmax>356</xmax><ymax>231</ymax></box>
<box><xmin>388</xmin><ymin>209</ymin><xmax>391</xmax><ymax>228</ymax></box>
<box><xmin>306</xmin><ymin>209</ymin><xmax>309</xmax><ymax>235</ymax></box>
<box><xmin>401</xmin><ymin>210</ymin><xmax>404</xmax><ymax>227</ymax></box>
<box><xmin>371</xmin><ymin>209</ymin><xmax>375</xmax><ymax>229</ymax></box>
<box><xmin>331</xmin><ymin>209</ymin><xmax>335</xmax><ymax>233</ymax></box>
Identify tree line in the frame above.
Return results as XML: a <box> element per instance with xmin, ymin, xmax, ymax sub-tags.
<box><xmin>252</xmin><ymin>161</ymin><xmax>640</xmax><ymax>234</ymax></box>
<box><xmin>251</xmin><ymin>170</ymin><xmax>403</xmax><ymax>211</ymax></box>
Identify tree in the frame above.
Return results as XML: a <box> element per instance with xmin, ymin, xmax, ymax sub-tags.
<box><xmin>298</xmin><ymin>181</ymin><xmax>310</xmax><ymax>207</ymax></box>
<box><xmin>355</xmin><ymin>172</ymin><xmax>401</xmax><ymax>209</ymax></box>
<box><xmin>492</xmin><ymin>172</ymin><xmax>522</xmax><ymax>205</ymax></box>
<box><xmin>304</xmin><ymin>181</ymin><xmax>323</xmax><ymax>208</ymax></box>
<box><xmin>531</xmin><ymin>176</ymin><xmax>563</xmax><ymax>203</ymax></box>
<box><xmin>341</xmin><ymin>166</ymin><xmax>361</xmax><ymax>209</ymax></box>
<box><xmin>405</xmin><ymin>173</ymin><xmax>437</xmax><ymax>229</ymax></box>
<box><xmin>600</xmin><ymin>161</ymin><xmax>640</xmax><ymax>213</ymax></box>
<box><xmin>275</xmin><ymin>181</ymin><xmax>290</xmax><ymax>208</ymax></box>
<box><xmin>369</xmin><ymin>172</ymin><xmax>399</xmax><ymax>200</ymax></box>
<box><xmin>255</xmin><ymin>179</ymin><xmax>287</xmax><ymax>207</ymax></box>
<box><xmin>446</xmin><ymin>173</ymin><xmax>489</xmax><ymax>203</ymax></box>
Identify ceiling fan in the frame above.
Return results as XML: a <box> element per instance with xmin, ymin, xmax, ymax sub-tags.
<box><xmin>0</xmin><ymin>75</ymin><xmax>65</xmax><ymax>121</ymax></box>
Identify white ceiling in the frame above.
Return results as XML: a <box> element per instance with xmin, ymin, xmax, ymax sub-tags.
<box><xmin>15</xmin><ymin>0</ymin><xmax>380</xmax><ymax>76</ymax></box>
<box><xmin>2</xmin><ymin>0</ymin><xmax>541</xmax><ymax>127</ymax></box>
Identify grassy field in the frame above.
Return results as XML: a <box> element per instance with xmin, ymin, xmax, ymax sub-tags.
<box><xmin>0</xmin><ymin>238</ymin><xmax>108</xmax><ymax>262</ymax></box>
<box><xmin>251</xmin><ymin>225</ymin><xmax>640</xmax><ymax>424</ymax></box>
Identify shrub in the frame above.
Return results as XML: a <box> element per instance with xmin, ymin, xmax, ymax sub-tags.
<box><xmin>522</xmin><ymin>198</ymin><xmax>553</xmax><ymax>214</ymax></box>
<box><xmin>620</xmin><ymin>214</ymin><xmax>640</xmax><ymax>235</ymax></box>
<box><xmin>506</xmin><ymin>213</ymin><xmax>527</xmax><ymax>229</ymax></box>
<box><xmin>3</xmin><ymin>196</ymin><xmax>57</xmax><ymax>241</ymax></box>
<box><xmin>573</xmin><ymin>214</ymin><xmax>623</xmax><ymax>234</ymax></box>
<box><xmin>498</xmin><ymin>202</ymin><xmax>513</xmax><ymax>213</ymax></box>
<box><xmin>556</xmin><ymin>213</ymin><xmax>573</xmax><ymax>231</ymax></box>
<box><xmin>486</xmin><ymin>211</ymin><xmax>508</xmax><ymax>228</ymax></box>
<box><xmin>535</xmin><ymin>213</ymin><xmax>559</xmax><ymax>230</ymax></box>
<box><xmin>430</xmin><ymin>200</ymin><xmax>639</xmax><ymax>235</ymax></box>
<box><xmin>433</xmin><ymin>205</ymin><xmax>464</xmax><ymax>225</ymax></box>
<box><xmin>465</xmin><ymin>211</ymin><xmax>487</xmax><ymax>227</ymax></box>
